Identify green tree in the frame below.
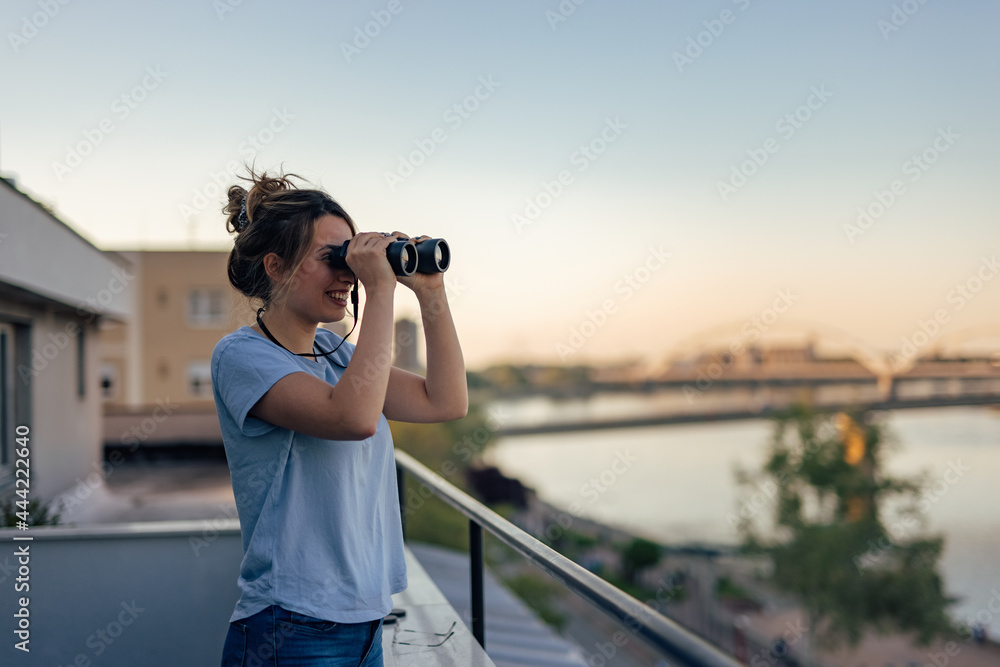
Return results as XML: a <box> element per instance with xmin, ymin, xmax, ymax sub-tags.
<box><xmin>621</xmin><ymin>536</ymin><xmax>661</xmax><ymax>586</ymax></box>
<box><xmin>734</xmin><ymin>404</ymin><xmax>955</xmax><ymax>649</ymax></box>
<box><xmin>389</xmin><ymin>403</ymin><xmax>496</xmax><ymax>552</ymax></box>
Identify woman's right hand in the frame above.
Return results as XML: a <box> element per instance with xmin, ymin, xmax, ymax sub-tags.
<box><xmin>344</xmin><ymin>232</ymin><xmax>398</xmax><ymax>293</ymax></box>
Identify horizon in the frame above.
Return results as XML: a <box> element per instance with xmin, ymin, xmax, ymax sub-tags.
<box><xmin>2</xmin><ymin>0</ymin><xmax>998</xmax><ymax>369</ymax></box>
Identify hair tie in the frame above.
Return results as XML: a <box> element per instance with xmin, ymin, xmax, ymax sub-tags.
<box><xmin>237</xmin><ymin>196</ymin><xmax>249</xmax><ymax>231</ymax></box>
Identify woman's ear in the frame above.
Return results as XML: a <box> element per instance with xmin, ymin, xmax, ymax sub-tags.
<box><xmin>262</xmin><ymin>252</ymin><xmax>285</xmax><ymax>282</ymax></box>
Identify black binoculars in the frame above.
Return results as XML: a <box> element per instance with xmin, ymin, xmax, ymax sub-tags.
<box><xmin>325</xmin><ymin>236</ymin><xmax>450</xmax><ymax>277</ymax></box>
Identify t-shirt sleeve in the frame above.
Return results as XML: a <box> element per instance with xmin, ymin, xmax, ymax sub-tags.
<box><xmin>211</xmin><ymin>335</ymin><xmax>305</xmax><ymax>437</ymax></box>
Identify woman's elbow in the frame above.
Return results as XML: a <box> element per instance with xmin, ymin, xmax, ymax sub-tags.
<box><xmin>355</xmin><ymin>424</ymin><xmax>379</xmax><ymax>440</ymax></box>
<box><xmin>427</xmin><ymin>397</ymin><xmax>468</xmax><ymax>423</ymax></box>
<box><xmin>447</xmin><ymin>396</ymin><xmax>469</xmax><ymax>421</ymax></box>
<box><xmin>333</xmin><ymin>418</ymin><xmax>379</xmax><ymax>441</ymax></box>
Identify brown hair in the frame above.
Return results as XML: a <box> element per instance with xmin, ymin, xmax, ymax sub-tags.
<box><xmin>223</xmin><ymin>167</ymin><xmax>357</xmax><ymax>316</ymax></box>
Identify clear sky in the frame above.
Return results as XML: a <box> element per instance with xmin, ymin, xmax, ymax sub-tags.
<box><xmin>2</xmin><ymin>0</ymin><xmax>999</xmax><ymax>368</ymax></box>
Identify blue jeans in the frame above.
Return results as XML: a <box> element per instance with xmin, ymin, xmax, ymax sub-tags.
<box><xmin>221</xmin><ymin>605</ymin><xmax>383</xmax><ymax>667</ymax></box>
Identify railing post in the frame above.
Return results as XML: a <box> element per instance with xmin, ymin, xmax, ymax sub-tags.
<box><xmin>470</xmin><ymin>519</ymin><xmax>485</xmax><ymax>648</ymax></box>
<box><xmin>396</xmin><ymin>462</ymin><xmax>406</xmax><ymax>541</ymax></box>
<box><xmin>395</xmin><ymin>449</ymin><xmax>743</xmax><ymax>666</ymax></box>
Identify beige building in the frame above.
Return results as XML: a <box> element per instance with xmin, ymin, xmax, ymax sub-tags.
<box><xmin>394</xmin><ymin>317</ymin><xmax>423</xmax><ymax>374</ymax></box>
<box><xmin>97</xmin><ymin>250</ymin><xmax>256</xmax><ymax>452</ymax></box>
<box><xmin>98</xmin><ymin>250</ymin><xmax>247</xmax><ymax>410</ymax></box>
<box><xmin>99</xmin><ymin>250</ymin><xmax>353</xmax><ymax>411</ymax></box>
<box><xmin>97</xmin><ymin>250</ymin><xmax>358</xmax><ymax>449</ymax></box>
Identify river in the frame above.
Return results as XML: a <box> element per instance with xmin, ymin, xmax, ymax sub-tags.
<box><xmin>484</xmin><ymin>396</ymin><xmax>1000</xmax><ymax>636</ymax></box>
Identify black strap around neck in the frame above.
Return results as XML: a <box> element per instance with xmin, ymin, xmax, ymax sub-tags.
<box><xmin>254</xmin><ymin>282</ymin><xmax>358</xmax><ymax>366</ymax></box>
<box><xmin>256</xmin><ymin>307</ymin><xmax>354</xmax><ymax>366</ymax></box>
<box><xmin>255</xmin><ymin>307</ymin><xmax>328</xmax><ymax>357</ymax></box>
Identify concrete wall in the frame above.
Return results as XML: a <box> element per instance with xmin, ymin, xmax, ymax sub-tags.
<box><xmin>0</xmin><ymin>181</ymin><xmax>131</xmax><ymax>323</ymax></box>
<box><xmin>25</xmin><ymin>309</ymin><xmax>104</xmax><ymax>499</ymax></box>
<box><xmin>103</xmin><ymin>404</ymin><xmax>223</xmax><ymax>451</ymax></box>
<box><xmin>0</xmin><ymin>302</ymin><xmax>123</xmax><ymax>498</ymax></box>
<box><xmin>0</xmin><ymin>522</ymin><xmax>243</xmax><ymax>667</ymax></box>
<box><xmin>0</xmin><ymin>179</ymin><xmax>136</xmax><ymax>500</ymax></box>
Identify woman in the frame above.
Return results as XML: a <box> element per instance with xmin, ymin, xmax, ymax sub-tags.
<box><xmin>210</xmin><ymin>169</ymin><xmax>468</xmax><ymax>666</ymax></box>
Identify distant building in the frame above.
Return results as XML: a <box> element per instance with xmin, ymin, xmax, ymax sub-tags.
<box><xmin>671</xmin><ymin>341</ymin><xmax>819</xmax><ymax>375</ymax></box>
<box><xmin>96</xmin><ymin>250</ymin><xmax>263</xmax><ymax>453</ymax></box>
<box><xmin>97</xmin><ymin>251</ymin><xmax>423</xmax><ymax>450</ymax></box>
<box><xmin>98</xmin><ymin>251</ymin><xmax>412</xmax><ymax>409</ymax></box>
<box><xmin>759</xmin><ymin>341</ymin><xmax>816</xmax><ymax>365</ymax></box>
<box><xmin>97</xmin><ymin>250</ymin><xmax>248</xmax><ymax>410</ymax></box>
<box><xmin>393</xmin><ymin>317</ymin><xmax>421</xmax><ymax>373</ymax></box>
<box><xmin>0</xmin><ymin>177</ymin><xmax>131</xmax><ymax>499</ymax></box>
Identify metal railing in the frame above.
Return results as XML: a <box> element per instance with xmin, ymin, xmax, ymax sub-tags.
<box><xmin>394</xmin><ymin>449</ymin><xmax>743</xmax><ymax>667</ymax></box>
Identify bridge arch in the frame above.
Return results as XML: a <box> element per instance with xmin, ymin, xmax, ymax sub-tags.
<box><xmin>657</xmin><ymin>318</ymin><xmax>905</xmax><ymax>394</ymax></box>
<box><xmin>921</xmin><ymin>324</ymin><xmax>1000</xmax><ymax>361</ymax></box>
<box><xmin>661</xmin><ymin>318</ymin><xmax>891</xmax><ymax>370</ymax></box>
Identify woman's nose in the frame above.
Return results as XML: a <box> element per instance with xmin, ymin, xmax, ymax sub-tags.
<box><xmin>334</xmin><ymin>267</ymin><xmax>355</xmax><ymax>284</ymax></box>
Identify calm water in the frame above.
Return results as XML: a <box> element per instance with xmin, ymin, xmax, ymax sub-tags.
<box><xmin>486</xmin><ymin>397</ymin><xmax>1000</xmax><ymax>634</ymax></box>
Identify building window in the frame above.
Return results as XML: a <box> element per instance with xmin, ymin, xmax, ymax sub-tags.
<box><xmin>188</xmin><ymin>288</ymin><xmax>227</xmax><ymax>328</ymax></box>
<box><xmin>187</xmin><ymin>361</ymin><xmax>212</xmax><ymax>397</ymax></box>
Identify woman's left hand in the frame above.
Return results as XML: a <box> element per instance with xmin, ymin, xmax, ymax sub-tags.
<box><xmin>390</xmin><ymin>232</ymin><xmax>446</xmax><ymax>293</ymax></box>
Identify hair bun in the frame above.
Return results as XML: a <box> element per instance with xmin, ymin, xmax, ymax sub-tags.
<box><xmin>225</xmin><ymin>165</ymin><xmax>358</xmax><ymax>316</ymax></box>
<box><xmin>224</xmin><ymin>185</ymin><xmax>249</xmax><ymax>233</ymax></box>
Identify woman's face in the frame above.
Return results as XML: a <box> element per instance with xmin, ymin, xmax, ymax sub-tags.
<box><xmin>277</xmin><ymin>213</ymin><xmax>356</xmax><ymax>323</ymax></box>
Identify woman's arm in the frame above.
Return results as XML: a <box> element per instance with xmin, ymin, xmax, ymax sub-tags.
<box><xmin>383</xmin><ymin>283</ymin><xmax>468</xmax><ymax>423</ymax></box>
<box><xmin>247</xmin><ymin>233</ymin><xmax>400</xmax><ymax>440</ymax></box>
<box><xmin>247</xmin><ymin>283</ymin><xmax>396</xmax><ymax>440</ymax></box>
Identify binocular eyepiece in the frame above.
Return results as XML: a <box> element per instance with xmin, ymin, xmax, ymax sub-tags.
<box><xmin>325</xmin><ymin>236</ymin><xmax>450</xmax><ymax>277</ymax></box>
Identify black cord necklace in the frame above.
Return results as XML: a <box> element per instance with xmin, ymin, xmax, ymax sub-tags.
<box><xmin>255</xmin><ymin>284</ymin><xmax>358</xmax><ymax>367</ymax></box>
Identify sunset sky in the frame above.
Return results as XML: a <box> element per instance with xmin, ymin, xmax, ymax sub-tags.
<box><xmin>2</xmin><ymin>0</ymin><xmax>998</xmax><ymax>368</ymax></box>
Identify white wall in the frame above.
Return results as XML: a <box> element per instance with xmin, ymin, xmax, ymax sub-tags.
<box><xmin>0</xmin><ymin>181</ymin><xmax>131</xmax><ymax>322</ymax></box>
<box><xmin>0</xmin><ymin>179</ymin><xmax>135</xmax><ymax>501</ymax></box>
<box><xmin>27</xmin><ymin>310</ymin><xmax>104</xmax><ymax>499</ymax></box>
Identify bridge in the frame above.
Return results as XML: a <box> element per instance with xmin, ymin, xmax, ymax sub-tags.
<box><xmin>489</xmin><ymin>322</ymin><xmax>1000</xmax><ymax>437</ymax></box>
<box><xmin>493</xmin><ymin>389</ymin><xmax>1000</xmax><ymax>436</ymax></box>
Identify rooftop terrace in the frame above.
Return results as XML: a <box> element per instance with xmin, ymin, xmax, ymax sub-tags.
<box><xmin>0</xmin><ymin>456</ymin><xmax>694</xmax><ymax>666</ymax></box>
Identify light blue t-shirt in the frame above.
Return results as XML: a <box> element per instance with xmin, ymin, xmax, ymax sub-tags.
<box><xmin>210</xmin><ymin>325</ymin><xmax>408</xmax><ymax>624</ymax></box>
